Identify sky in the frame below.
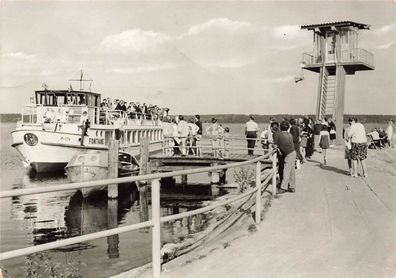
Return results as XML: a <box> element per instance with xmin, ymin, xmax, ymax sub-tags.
<box><xmin>0</xmin><ymin>0</ymin><xmax>395</xmax><ymax>115</ymax></box>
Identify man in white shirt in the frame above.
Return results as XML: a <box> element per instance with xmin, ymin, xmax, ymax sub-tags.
<box><xmin>177</xmin><ymin>115</ymin><xmax>190</xmax><ymax>155</ymax></box>
<box><xmin>206</xmin><ymin>118</ymin><xmax>224</xmax><ymax>158</ymax></box>
<box><xmin>188</xmin><ymin>119</ymin><xmax>200</xmax><ymax>155</ymax></box>
<box><xmin>245</xmin><ymin>115</ymin><xmax>259</xmax><ymax>155</ymax></box>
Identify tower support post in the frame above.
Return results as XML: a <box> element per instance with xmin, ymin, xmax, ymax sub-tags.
<box><xmin>334</xmin><ymin>65</ymin><xmax>346</xmax><ymax>145</ymax></box>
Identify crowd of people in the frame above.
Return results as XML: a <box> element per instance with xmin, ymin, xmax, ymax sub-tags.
<box><xmin>166</xmin><ymin>114</ymin><xmax>394</xmax><ymax>194</ymax></box>
<box><xmin>168</xmin><ymin>115</ymin><xmax>231</xmax><ymax>158</ymax></box>
<box><xmin>100</xmin><ymin>97</ymin><xmax>170</xmax><ymax>121</ymax></box>
<box><xmin>367</xmin><ymin>120</ymin><xmax>394</xmax><ymax>149</ymax></box>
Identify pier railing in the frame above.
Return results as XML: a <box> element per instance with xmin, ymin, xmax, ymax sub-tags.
<box><xmin>162</xmin><ymin>135</ymin><xmax>271</xmax><ymax>157</ymax></box>
<box><xmin>0</xmin><ymin>150</ymin><xmax>277</xmax><ymax>278</ymax></box>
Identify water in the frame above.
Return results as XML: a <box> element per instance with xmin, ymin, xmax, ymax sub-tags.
<box><xmin>0</xmin><ymin>122</ymin><xmax>228</xmax><ymax>278</ymax></box>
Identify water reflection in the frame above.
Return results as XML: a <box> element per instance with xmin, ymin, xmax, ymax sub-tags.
<box><xmin>5</xmin><ymin>173</ymin><xmax>228</xmax><ymax>277</ymax></box>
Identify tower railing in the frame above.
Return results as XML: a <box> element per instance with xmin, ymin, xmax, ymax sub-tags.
<box><xmin>340</xmin><ymin>48</ymin><xmax>374</xmax><ymax>67</ymax></box>
<box><xmin>302</xmin><ymin>48</ymin><xmax>374</xmax><ymax>67</ymax></box>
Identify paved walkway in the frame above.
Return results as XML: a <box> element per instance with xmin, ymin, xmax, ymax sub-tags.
<box><xmin>158</xmin><ymin>147</ymin><xmax>396</xmax><ymax>278</ymax></box>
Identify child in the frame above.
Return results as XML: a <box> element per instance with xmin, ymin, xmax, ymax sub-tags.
<box><xmin>319</xmin><ymin>123</ymin><xmax>330</xmax><ymax>166</ymax></box>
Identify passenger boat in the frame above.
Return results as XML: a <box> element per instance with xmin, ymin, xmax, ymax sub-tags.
<box><xmin>11</xmin><ymin>74</ymin><xmax>166</xmax><ymax>173</ymax></box>
<box><xmin>65</xmin><ymin>150</ymin><xmax>139</xmax><ymax>197</ymax></box>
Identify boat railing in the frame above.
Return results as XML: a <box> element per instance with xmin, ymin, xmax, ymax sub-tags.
<box><xmin>21</xmin><ymin>104</ymin><xmax>42</xmax><ymax>125</ymax></box>
<box><xmin>20</xmin><ymin>104</ymin><xmax>100</xmax><ymax>125</ymax></box>
<box><xmin>0</xmin><ymin>149</ymin><xmax>278</xmax><ymax>278</ymax></box>
<box><xmin>100</xmin><ymin>109</ymin><xmax>161</xmax><ymax>126</ymax></box>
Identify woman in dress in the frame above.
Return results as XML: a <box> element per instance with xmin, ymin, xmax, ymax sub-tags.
<box><xmin>328</xmin><ymin>118</ymin><xmax>336</xmax><ymax>145</ymax></box>
<box><xmin>347</xmin><ymin>117</ymin><xmax>368</xmax><ymax>177</ymax></box>
<box><xmin>319</xmin><ymin>123</ymin><xmax>330</xmax><ymax>166</ymax></box>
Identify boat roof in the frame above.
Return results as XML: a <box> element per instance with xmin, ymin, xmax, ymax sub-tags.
<box><xmin>35</xmin><ymin>90</ymin><xmax>101</xmax><ymax>97</ymax></box>
<box><xmin>301</xmin><ymin>21</ymin><xmax>370</xmax><ymax>30</ymax></box>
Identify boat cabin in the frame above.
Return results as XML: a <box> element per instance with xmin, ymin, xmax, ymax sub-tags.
<box><xmin>35</xmin><ymin>90</ymin><xmax>101</xmax><ymax>107</ymax></box>
<box><xmin>20</xmin><ymin>90</ymin><xmax>102</xmax><ymax>126</ymax></box>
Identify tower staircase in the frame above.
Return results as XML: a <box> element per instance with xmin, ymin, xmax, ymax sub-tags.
<box><xmin>318</xmin><ymin>68</ymin><xmax>337</xmax><ymax>120</ymax></box>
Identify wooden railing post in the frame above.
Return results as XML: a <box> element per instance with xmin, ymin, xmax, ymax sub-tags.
<box><xmin>151</xmin><ymin>178</ymin><xmax>161</xmax><ymax>278</ymax></box>
<box><xmin>255</xmin><ymin>161</ymin><xmax>261</xmax><ymax>224</ymax></box>
<box><xmin>272</xmin><ymin>153</ymin><xmax>277</xmax><ymax>196</ymax></box>
<box><xmin>108</xmin><ymin>139</ymin><xmax>119</xmax><ymax>199</ymax></box>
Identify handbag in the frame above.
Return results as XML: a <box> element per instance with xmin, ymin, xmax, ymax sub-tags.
<box><xmin>345</xmin><ymin>140</ymin><xmax>352</xmax><ymax>150</ymax></box>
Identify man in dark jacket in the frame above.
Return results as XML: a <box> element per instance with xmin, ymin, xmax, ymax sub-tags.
<box><xmin>273</xmin><ymin>121</ymin><xmax>296</xmax><ymax>193</ymax></box>
<box><xmin>290</xmin><ymin>118</ymin><xmax>303</xmax><ymax>165</ymax></box>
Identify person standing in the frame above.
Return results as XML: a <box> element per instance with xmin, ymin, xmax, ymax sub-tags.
<box><xmin>245</xmin><ymin>115</ymin><xmax>259</xmax><ymax>155</ymax></box>
<box><xmin>177</xmin><ymin>115</ymin><xmax>190</xmax><ymax>156</ymax></box>
<box><xmin>79</xmin><ymin>110</ymin><xmax>89</xmax><ymax>146</ymax></box>
<box><xmin>206</xmin><ymin>118</ymin><xmax>224</xmax><ymax>158</ymax></box>
<box><xmin>386</xmin><ymin>120</ymin><xmax>394</xmax><ymax>148</ymax></box>
<box><xmin>328</xmin><ymin>117</ymin><xmax>336</xmax><ymax>145</ymax></box>
<box><xmin>319</xmin><ymin>123</ymin><xmax>330</xmax><ymax>166</ymax></box>
<box><xmin>289</xmin><ymin>118</ymin><xmax>302</xmax><ymax>168</ymax></box>
<box><xmin>113</xmin><ymin>114</ymin><xmax>124</xmax><ymax>141</ymax></box>
<box><xmin>344</xmin><ymin>118</ymin><xmax>353</xmax><ymax>175</ymax></box>
<box><xmin>194</xmin><ymin>115</ymin><xmax>203</xmax><ymax>137</ymax></box>
<box><xmin>188</xmin><ymin>118</ymin><xmax>200</xmax><ymax>155</ymax></box>
<box><xmin>347</xmin><ymin>117</ymin><xmax>368</xmax><ymax>177</ymax></box>
<box><xmin>313</xmin><ymin>119</ymin><xmax>323</xmax><ymax>152</ymax></box>
<box><xmin>302</xmin><ymin>119</ymin><xmax>314</xmax><ymax>159</ymax></box>
<box><xmin>273</xmin><ymin>121</ymin><xmax>296</xmax><ymax>193</ymax></box>
<box><xmin>171</xmin><ymin>118</ymin><xmax>181</xmax><ymax>155</ymax></box>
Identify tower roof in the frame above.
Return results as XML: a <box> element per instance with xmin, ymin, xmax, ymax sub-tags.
<box><xmin>301</xmin><ymin>21</ymin><xmax>370</xmax><ymax>30</ymax></box>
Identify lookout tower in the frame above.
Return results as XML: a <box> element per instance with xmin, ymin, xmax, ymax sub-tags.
<box><xmin>300</xmin><ymin>21</ymin><xmax>374</xmax><ymax>144</ymax></box>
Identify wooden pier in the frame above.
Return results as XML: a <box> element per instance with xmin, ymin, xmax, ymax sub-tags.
<box><xmin>150</xmin><ymin>153</ymin><xmax>273</xmax><ymax>172</ymax></box>
<box><xmin>133</xmin><ymin>146</ymin><xmax>396</xmax><ymax>278</ymax></box>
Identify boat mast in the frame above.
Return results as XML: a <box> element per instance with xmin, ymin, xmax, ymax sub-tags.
<box><xmin>69</xmin><ymin>69</ymin><xmax>93</xmax><ymax>91</ymax></box>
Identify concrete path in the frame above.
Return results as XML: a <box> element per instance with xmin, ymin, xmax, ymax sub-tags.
<box><xmin>159</xmin><ymin>147</ymin><xmax>396</xmax><ymax>278</ymax></box>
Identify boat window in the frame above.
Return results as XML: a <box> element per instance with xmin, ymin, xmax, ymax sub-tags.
<box><xmin>78</xmin><ymin>94</ymin><xmax>86</xmax><ymax>105</ymax></box>
<box><xmin>56</xmin><ymin>94</ymin><xmax>66</xmax><ymax>105</ymax></box>
<box><xmin>67</xmin><ymin>93</ymin><xmax>78</xmax><ymax>105</ymax></box>
<box><xmin>46</xmin><ymin>93</ymin><xmax>56</xmax><ymax>106</ymax></box>
<box><xmin>39</xmin><ymin>94</ymin><xmax>45</xmax><ymax>105</ymax></box>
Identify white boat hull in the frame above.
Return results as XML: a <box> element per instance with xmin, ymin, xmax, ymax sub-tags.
<box><xmin>11</xmin><ymin>127</ymin><xmax>163</xmax><ymax>173</ymax></box>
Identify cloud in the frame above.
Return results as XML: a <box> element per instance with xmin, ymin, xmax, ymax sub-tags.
<box><xmin>273</xmin><ymin>74</ymin><xmax>295</xmax><ymax>84</ymax></box>
<box><xmin>1</xmin><ymin>52</ymin><xmax>37</xmax><ymax>60</ymax></box>
<box><xmin>374</xmin><ymin>23</ymin><xmax>395</xmax><ymax>35</ymax></box>
<box><xmin>375</xmin><ymin>41</ymin><xmax>395</xmax><ymax>49</ymax></box>
<box><xmin>182</xmin><ymin>18</ymin><xmax>252</xmax><ymax>38</ymax></box>
<box><xmin>105</xmin><ymin>64</ymin><xmax>181</xmax><ymax>74</ymax></box>
<box><xmin>98</xmin><ymin>29</ymin><xmax>172</xmax><ymax>54</ymax></box>
<box><xmin>177</xmin><ymin>18</ymin><xmax>261</xmax><ymax>69</ymax></box>
<box><xmin>204</xmin><ymin>57</ymin><xmax>257</xmax><ymax>69</ymax></box>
